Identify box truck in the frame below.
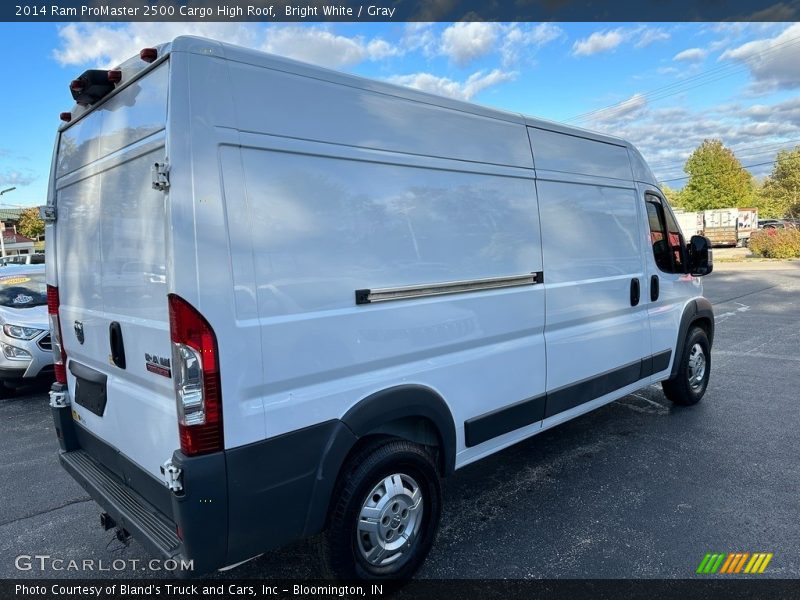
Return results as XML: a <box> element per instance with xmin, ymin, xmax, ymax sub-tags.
<box><xmin>674</xmin><ymin>210</ymin><xmax>703</xmax><ymax>238</ymax></box>
<box><xmin>736</xmin><ymin>208</ymin><xmax>759</xmax><ymax>246</ymax></box>
<box><xmin>45</xmin><ymin>37</ymin><xmax>714</xmax><ymax>579</ymax></box>
<box><xmin>703</xmin><ymin>208</ymin><xmax>739</xmax><ymax>247</ymax></box>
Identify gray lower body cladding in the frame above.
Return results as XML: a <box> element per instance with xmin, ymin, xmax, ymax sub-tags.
<box><xmin>52</xmin><ymin>403</ymin><xmax>356</xmax><ymax>574</ymax></box>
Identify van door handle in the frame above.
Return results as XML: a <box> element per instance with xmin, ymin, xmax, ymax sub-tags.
<box><xmin>109</xmin><ymin>322</ymin><xmax>126</xmax><ymax>369</ymax></box>
<box><xmin>650</xmin><ymin>275</ymin><xmax>660</xmax><ymax>302</ymax></box>
<box><xmin>630</xmin><ymin>278</ymin><xmax>640</xmax><ymax>307</ymax></box>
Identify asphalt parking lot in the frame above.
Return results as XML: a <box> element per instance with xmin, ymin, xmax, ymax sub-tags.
<box><xmin>1</xmin><ymin>265</ymin><xmax>799</xmax><ymax>580</ymax></box>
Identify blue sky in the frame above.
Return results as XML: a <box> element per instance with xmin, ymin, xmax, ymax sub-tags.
<box><xmin>1</xmin><ymin>21</ymin><xmax>799</xmax><ymax>207</ymax></box>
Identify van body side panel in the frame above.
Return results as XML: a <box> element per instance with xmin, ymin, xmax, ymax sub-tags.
<box><xmin>217</xmin><ymin>52</ymin><xmax>547</xmax><ymax>459</ymax></box>
<box><xmin>224</xmin><ymin>60</ymin><xmax>533</xmax><ymax>169</ymax></box>
<box><xmin>530</xmin><ymin>128</ymin><xmax>651</xmax><ymax>425</ymax></box>
<box><xmin>234</xmin><ymin>140</ymin><xmax>546</xmax><ymax>457</ymax></box>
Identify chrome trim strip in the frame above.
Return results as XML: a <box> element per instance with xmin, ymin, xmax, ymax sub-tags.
<box><xmin>355</xmin><ymin>272</ymin><xmax>542</xmax><ymax>305</ymax></box>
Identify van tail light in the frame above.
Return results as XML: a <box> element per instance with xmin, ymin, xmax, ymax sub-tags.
<box><xmin>47</xmin><ymin>285</ymin><xmax>67</xmax><ymax>384</ymax></box>
<box><xmin>168</xmin><ymin>294</ymin><xmax>223</xmax><ymax>456</ymax></box>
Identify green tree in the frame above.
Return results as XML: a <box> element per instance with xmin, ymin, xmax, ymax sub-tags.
<box><xmin>16</xmin><ymin>207</ymin><xmax>44</xmax><ymax>240</ymax></box>
<box><xmin>680</xmin><ymin>139</ymin><xmax>755</xmax><ymax>211</ymax></box>
<box><xmin>759</xmin><ymin>147</ymin><xmax>800</xmax><ymax>218</ymax></box>
<box><xmin>659</xmin><ymin>182</ymin><xmax>686</xmax><ymax>209</ymax></box>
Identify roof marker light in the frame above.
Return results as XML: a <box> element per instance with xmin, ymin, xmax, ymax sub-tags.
<box><xmin>140</xmin><ymin>48</ymin><xmax>158</xmax><ymax>63</ymax></box>
<box><xmin>59</xmin><ymin>112</ymin><xmax>71</xmax><ymax>122</ymax></box>
<box><xmin>107</xmin><ymin>70</ymin><xmax>122</xmax><ymax>84</ymax></box>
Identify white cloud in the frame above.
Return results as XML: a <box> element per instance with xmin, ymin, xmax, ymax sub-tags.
<box><xmin>591</xmin><ymin>93</ymin><xmax>648</xmax><ymax>124</ymax></box>
<box><xmin>439</xmin><ymin>22</ymin><xmax>500</xmax><ymax>66</ymax></box>
<box><xmin>500</xmin><ymin>23</ymin><xmax>564</xmax><ymax>65</ymax></box>
<box><xmin>635</xmin><ymin>27</ymin><xmax>671</xmax><ymax>48</ymax></box>
<box><xmin>402</xmin><ymin>23</ymin><xmax>437</xmax><ymax>56</ymax></box>
<box><xmin>53</xmin><ymin>23</ymin><xmax>401</xmax><ymax>70</ymax></box>
<box><xmin>0</xmin><ymin>168</ymin><xmax>37</xmax><ymax>187</ymax></box>
<box><xmin>261</xmin><ymin>26</ymin><xmax>401</xmax><ymax>68</ymax></box>
<box><xmin>415</xmin><ymin>22</ymin><xmax>563</xmax><ymax>67</ymax></box>
<box><xmin>571</xmin><ymin>26</ymin><xmax>668</xmax><ymax>57</ymax></box>
<box><xmin>571</xmin><ymin>29</ymin><xmax>624</xmax><ymax>56</ymax></box>
<box><xmin>720</xmin><ymin>23</ymin><xmax>800</xmax><ymax>90</ymax></box>
<box><xmin>53</xmin><ymin>23</ymin><xmax>260</xmax><ymax>67</ymax></box>
<box><xmin>387</xmin><ymin>69</ymin><xmax>516</xmax><ymax>101</ymax></box>
<box><xmin>673</xmin><ymin>48</ymin><xmax>708</xmax><ymax>62</ymax></box>
<box><xmin>744</xmin><ymin>96</ymin><xmax>800</xmax><ymax>125</ymax></box>
<box><xmin>583</xmin><ymin>96</ymin><xmax>800</xmax><ymax>183</ymax></box>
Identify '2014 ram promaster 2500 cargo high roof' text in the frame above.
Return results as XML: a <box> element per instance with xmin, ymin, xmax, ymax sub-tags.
<box><xmin>45</xmin><ymin>36</ymin><xmax>714</xmax><ymax>580</ymax></box>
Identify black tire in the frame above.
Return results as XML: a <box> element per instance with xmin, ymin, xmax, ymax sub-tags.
<box><xmin>0</xmin><ymin>381</ymin><xmax>14</xmax><ymax>398</ymax></box>
<box><xmin>319</xmin><ymin>438</ymin><xmax>442</xmax><ymax>580</ymax></box>
<box><xmin>662</xmin><ymin>326</ymin><xmax>711</xmax><ymax>406</ymax></box>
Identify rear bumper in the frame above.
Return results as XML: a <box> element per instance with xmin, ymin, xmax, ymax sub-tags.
<box><xmin>52</xmin><ymin>402</ymin><xmax>227</xmax><ymax>575</ymax></box>
<box><xmin>60</xmin><ymin>449</ymin><xmax>184</xmax><ymax>562</ymax></box>
<box><xmin>51</xmin><ymin>397</ymin><xmax>357</xmax><ymax>575</ymax></box>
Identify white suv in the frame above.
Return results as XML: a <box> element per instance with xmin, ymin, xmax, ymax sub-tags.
<box><xmin>0</xmin><ymin>265</ymin><xmax>54</xmax><ymax>393</ymax></box>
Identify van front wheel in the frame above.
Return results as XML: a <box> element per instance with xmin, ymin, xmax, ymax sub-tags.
<box><xmin>662</xmin><ymin>326</ymin><xmax>711</xmax><ymax>405</ymax></box>
<box><xmin>320</xmin><ymin>439</ymin><xmax>442</xmax><ymax>580</ymax></box>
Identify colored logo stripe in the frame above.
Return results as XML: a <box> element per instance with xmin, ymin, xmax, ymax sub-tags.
<box><xmin>744</xmin><ymin>553</ymin><xmax>773</xmax><ymax>574</ymax></box>
<box><xmin>698</xmin><ymin>552</ymin><xmax>772</xmax><ymax>574</ymax></box>
<box><xmin>697</xmin><ymin>553</ymin><xmax>726</xmax><ymax>574</ymax></box>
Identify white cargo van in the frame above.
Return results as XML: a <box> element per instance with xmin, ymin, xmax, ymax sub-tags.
<box><xmin>45</xmin><ymin>36</ymin><xmax>714</xmax><ymax>580</ymax></box>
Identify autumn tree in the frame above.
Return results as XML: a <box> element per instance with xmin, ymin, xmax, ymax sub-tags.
<box><xmin>680</xmin><ymin>139</ymin><xmax>755</xmax><ymax>211</ymax></box>
<box><xmin>659</xmin><ymin>182</ymin><xmax>686</xmax><ymax>209</ymax></box>
<box><xmin>16</xmin><ymin>207</ymin><xmax>44</xmax><ymax>240</ymax></box>
<box><xmin>758</xmin><ymin>147</ymin><xmax>800</xmax><ymax>218</ymax></box>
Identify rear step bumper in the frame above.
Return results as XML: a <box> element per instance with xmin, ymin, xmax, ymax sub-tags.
<box><xmin>51</xmin><ymin>394</ymin><xmax>359</xmax><ymax>575</ymax></box>
<box><xmin>60</xmin><ymin>449</ymin><xmax>183</xmax><ymax>561</ymax></box>
<box><xmin>52</xmin><ymin>400</ymin><xmax>229</xmax><ymax>576</ymax></box>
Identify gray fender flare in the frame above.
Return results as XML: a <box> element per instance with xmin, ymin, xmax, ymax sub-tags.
<box><xmin>303</xmin><ymin>384</ymin><xmax>456</xmax><ymax>536</ymax></box>
<box><xmin>670</xmin><ymin>297</ymin><xmax>715</xmax><ymax>379</ymax></box>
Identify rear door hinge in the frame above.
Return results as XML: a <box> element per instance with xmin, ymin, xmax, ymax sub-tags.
<box><xmin>49</xmin><ymin>386</ymin><xmax>69</xmax><ymax>408</ymax></box>
<box><xmin>151</xmin><ymin>161</ymin><xmax>170</xmax><ymax>191</ymax></box>
<box><xmin>40</xmin><ymin>205</ymin><xmax>57</xmax><ymax>223</ymax></box>
<box><xmin>160</xmin><ymin>459</ymin><xmax>183</xmax><ymax>493</ymax></box>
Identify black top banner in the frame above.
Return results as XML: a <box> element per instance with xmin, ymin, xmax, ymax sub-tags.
<box><xmin>4</xmin><ymin>0</ymin><xmax>800</xmax><ymax>22</ymax></box>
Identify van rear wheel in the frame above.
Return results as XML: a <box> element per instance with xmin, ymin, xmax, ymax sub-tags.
<box><xmin>320</xmin><ymin>439</ymin><xmax>442</xmax><ymax>580</ymax></box>
<box><xmin>662</xmin><ymin>326</ymin><xmax>710</xmax><ymax>405</ymax></box>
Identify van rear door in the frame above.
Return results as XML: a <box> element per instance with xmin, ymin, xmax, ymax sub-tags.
<box><xmin>53</xmin><ymin>62</ymin><xmax>177</xmax><ymax>481</ymax></box>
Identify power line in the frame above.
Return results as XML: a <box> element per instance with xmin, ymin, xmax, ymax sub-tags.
<box><xmin>660</xmin><ymin>160</ymin><xmax>776</xmax><ymax>183</ymax></box>
<box><xmin>647</xmin><ymin>139</ymin><xmax>800</xmax><ymax>172</ymax></box>
<box><xmin>567</xmin><ymin>34</ymin><xmax>800</xmax><ymax>124</ymax></box>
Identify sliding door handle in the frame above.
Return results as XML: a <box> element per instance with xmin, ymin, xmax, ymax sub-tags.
<box><xmin>630</xmin><ymin>278</ymin><xmax>640</xmax><ymax>307</ymax></box>
<box><xmin>650</xmin><ymin>275</ymin><xmax>660</xmax><ymax>302</ymax></box>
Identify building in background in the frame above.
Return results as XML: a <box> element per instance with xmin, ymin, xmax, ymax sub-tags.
<box><xmin>0</xmin><ymin>208</ymin><xmax>24</xmax><ymax>230</ymax></box>
<box><xmin>0</xmin><ymin>208</ymin><xmax>44</xmax><ymax>253</ymax></box>
<box><xmin>1</xmin><ymin>229</ymin><xmax>36</xmax><ymax>255</ymax></box>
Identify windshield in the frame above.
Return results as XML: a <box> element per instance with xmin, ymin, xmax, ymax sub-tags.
<box><xmin>0</xmin><ymin>272</ymin><xmax>47</xmax><ymax>308</ymax></box>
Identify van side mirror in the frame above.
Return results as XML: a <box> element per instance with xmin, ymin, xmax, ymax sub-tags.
<box><xmin>688</xmin><ymin>235</ymin><xmax>713</xmax><ymax>276</ymax></box>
